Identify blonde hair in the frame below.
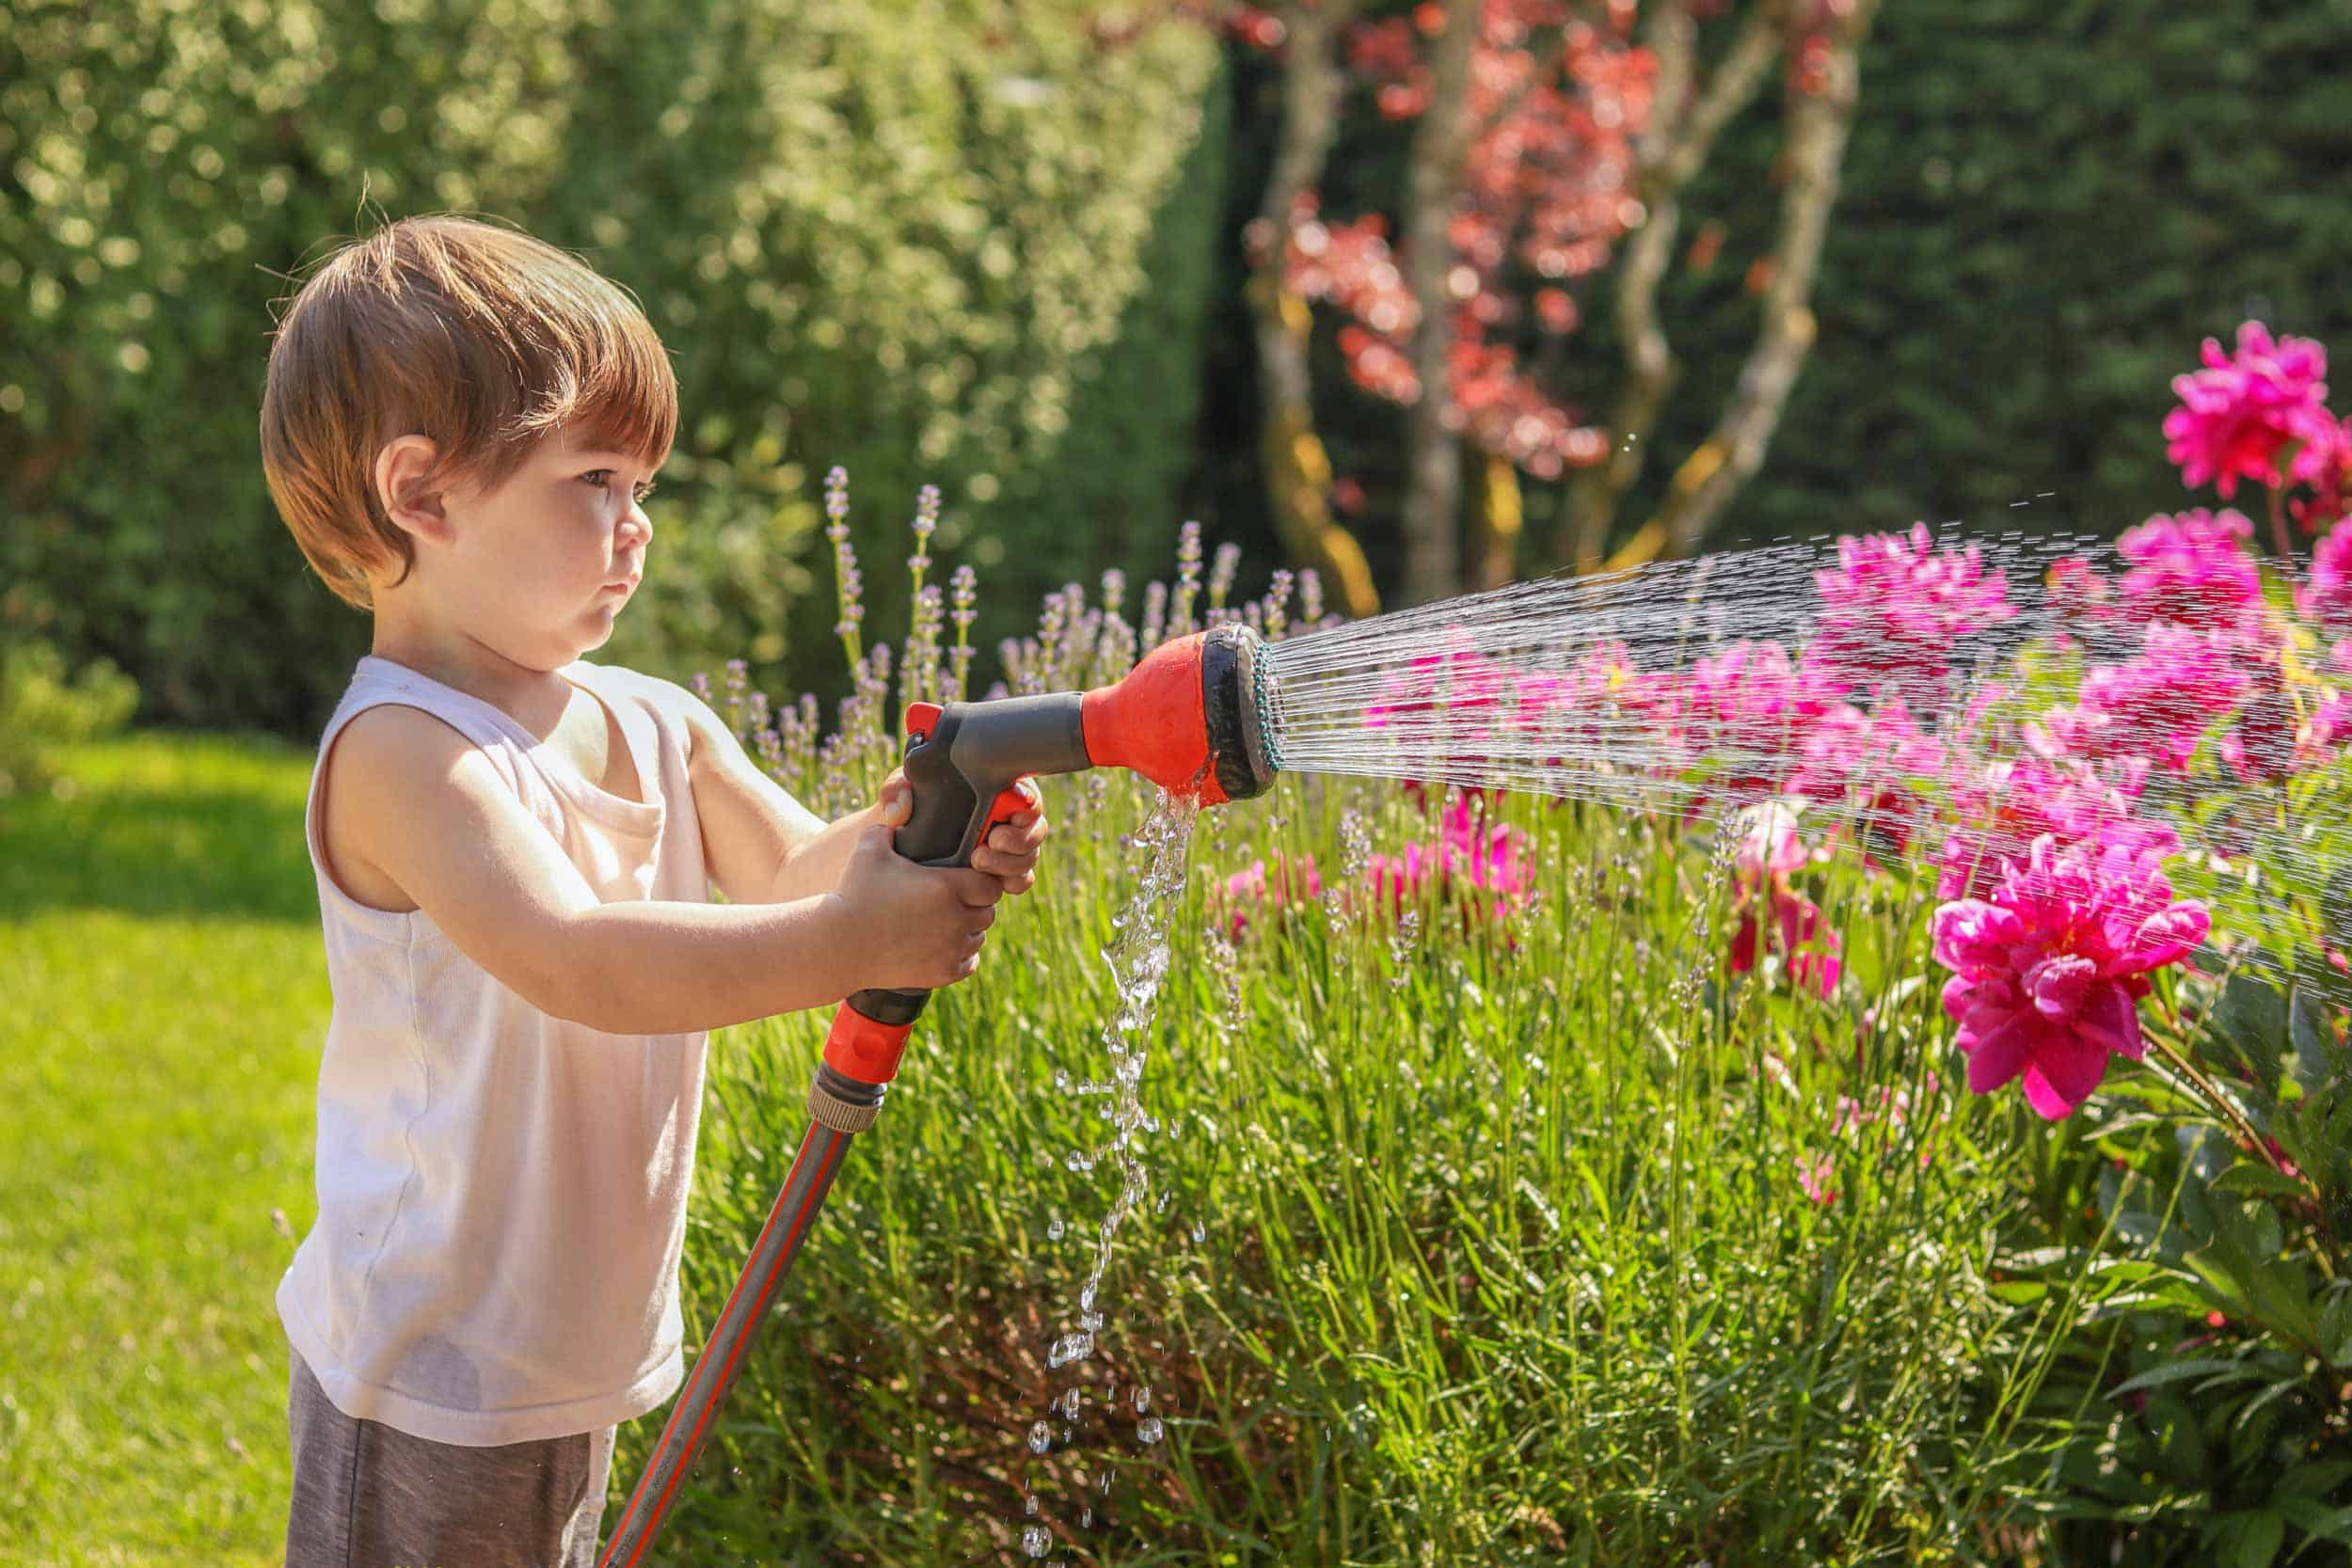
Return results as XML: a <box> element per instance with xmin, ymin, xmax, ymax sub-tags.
<box><xmin>260</xmin><ymin>214</ymin><xmax>677</xmax><ymax>609</ymax></box>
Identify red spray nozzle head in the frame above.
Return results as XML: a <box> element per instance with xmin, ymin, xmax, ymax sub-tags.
<box><xmin>1080</xmin><ymin>626</ymin><xmax>1275</xmax><ymax>804</ymax></box>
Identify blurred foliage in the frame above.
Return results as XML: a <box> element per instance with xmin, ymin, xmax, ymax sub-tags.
<box><xmin>0</xmin><ymin>0</ymin><xmax>1227</xmax><ymax>733</ymax></box>
<box><xmin>0</xmin><ymin>635</ymin><xmax>139</xmax><ymax>797</ymax></box>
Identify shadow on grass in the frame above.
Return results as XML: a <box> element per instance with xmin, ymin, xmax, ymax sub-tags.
<box><xmin>0</xmin><ymin>738</ymin><xmax>321</xmax><ymax>924</ymax></box>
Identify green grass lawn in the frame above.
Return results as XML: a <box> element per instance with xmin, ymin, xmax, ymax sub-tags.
<box><xmin>0</xmin><ymin>735</ymin><xmax>326</xmax><ymax>1564</ymax></box>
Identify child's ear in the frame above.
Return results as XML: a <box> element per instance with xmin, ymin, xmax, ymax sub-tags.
<box><xmin>373</xmin><ymin>435</ymin><xmax>454</xmax><ymax>546</ymax></box>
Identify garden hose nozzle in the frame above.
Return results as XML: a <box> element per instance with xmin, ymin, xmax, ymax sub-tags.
<box><xmin>815</xmin><ymin>623</ymin><xmax>1278</xmax><ymax>1101</ymax></box>
<box><xmin>598</xmin><ymin>626</ymin><xmax>1280</xmax><ymax>1566</ymax></box>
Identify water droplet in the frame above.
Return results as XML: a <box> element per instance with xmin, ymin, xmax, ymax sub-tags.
<box><xmin>1027</xmin><ymin>1419</ymin><xmax>1052</xmax><ymax>1453</ymax></box>
<box><xmin>1079</xmin><ymin>1283</ymin><xmax>1097</xmax><ymax>1312</ymax></box>
<box><xmin>1023</xmin><ymin>1524</ymin><xmax>1051</xmax><ymax>1557</ymax></box>
<box><xmin>1053</xmin><ymin>1069</ymin><xmax>1072</xmax><ymax>1094</ymax></box>
<box><xmin>1136</xmin><ymin>1415</ymin><xmax>1164</xmax><ymax>1444</ymax></box>
<box><xmin>1080</xmin><ymin>1310</ymin><xmax>1104</xmax><ymax>1332</ymax></box>
<box><xmin>1025</xmin><ymin>1493</ymin><xmax>1041</xmax><ymax>1515</ymax></box>
<box><xmin>1047</xmin><ymin>1331</ymin><xmax>1094</xmax><ymax>1369</ymax></box>
<box><xmin>1132</xmin><ymin>1385</ymin><xmax>1151</xmax><ymax>1414</ymax></box>
<box><xmin>1081</xmin><ymin>1507</ymin><xmax>1094</xmax><ymax>1528</ymax></box>
<box><xmin>1190</xmin><ymin>1222</ymin><xmax>1206</xmax><ymax>1244</ymax></box>
<box><xmin>1047</xmin><ymin>1216</ymin><xmax>1064</xmax><ymax>1241</ymax></box>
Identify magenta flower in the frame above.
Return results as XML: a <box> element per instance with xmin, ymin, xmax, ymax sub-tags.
<box><xmin>2299</xmin><ymin>521</ymin><xmax>2352</xmax><ymax>630</ymax></box>
<box><xmin>2027</xmin><ymin>623</ymin><xmax>2251</xmax><ymax>771</ymax></box>
<box><xmin>1931</xmin><ymin>835</ymin><xmax>2209</xmax><ymax>1120</ymax></box>
<box><xmin>1937</xmin><ymin>756</ymin><xmax>2179</xmax><ymax>902</ymax></box>
<box><xmin>1363</xmin><ymin>794</ymin><xmax>1533</xmax><ymax>928</ymax></box>
<box><xmin>2162</xmin><ymin>321</ymin><xmax>2343</xmax><ymax>499</ymax></box>
<box><xmin>1792</xmin><ymin>698</ymin><xmax>1947</xmax><ymax>863</ymax></box>
<box><xmin>1661</xmin><ymin>641</ymin><xmax>1841</xmax><ymax>805</ymax></box>
<box><xmin>1811</xmin><ymin>523</ymin><xmax>2015</xmax><ymax>698</ymax></box>
<box><xmin>2045</xmin><ymin>555</ymin><xmax>2117</xmax><ymax>648</ymax></box>
<box><xmin>1218</xmin><ymin>853</ymin><xmax>1323</xmax><ymax>937</ymax></box>
<box><xmin>1726</xmin><ymin>806</ymin><xmax>1842</xmax><ymax>998</ymax></box>
<box><xmin>2114</xmin><ymin>508</ymin><xmax>2265</xmax><ymax>628</ymax></box>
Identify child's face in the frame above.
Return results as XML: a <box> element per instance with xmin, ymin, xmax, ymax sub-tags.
<box><xmin>431</xmin><ymin>428</ymin><xmax>661</xmax><ymax>671</ymax></box>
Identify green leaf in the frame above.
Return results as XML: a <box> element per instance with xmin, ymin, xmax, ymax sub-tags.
<box><xmin>2288</xmin><ymin>986</ymin><xmax>2333</xmax><ymax>1092</ymax></box>
<box><xmin>2219</xmin><ymin>1509</ymin><xmax>2287</xmax><ymax>1568</ymax></box>
<box><xmin>2109</xmin><ymin>1356</ymin><xmax>2256</xmax><ymax>1397</ymax></box>
<box><xmin>2321</xmin><ymin>1288</ymin><xmax>2352</xmax><ymax>1370</ymax></box>
<box><xmin>2212</xmin><ymin>1164</ymin><xmax>2312</xmax><ymax>1200</ymax></box>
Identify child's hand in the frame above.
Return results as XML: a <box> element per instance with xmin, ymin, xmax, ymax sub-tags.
<box><xmin>870</xmin><ymin>771</ymin><xmax>1049</xmax><ymax>896</ymax></box>
<box><xmin>834</xmin><ymin>821</ymin><xmax>1004</xmax><ymax>991</ymax></box>
<box><xmin>973</xmin><ymin>779</ymin><xmax>1047</xmax><ymax>896</ymax></box>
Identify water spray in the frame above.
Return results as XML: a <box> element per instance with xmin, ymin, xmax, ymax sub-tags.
<box><xmin>597</xmin><ymin>626</ymin><xmax>1278</xmax><ymax>1564</ymax></box>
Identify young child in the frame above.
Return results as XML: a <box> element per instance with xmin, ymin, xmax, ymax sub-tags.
<box><xmin>257</xmin><ymin>213</ymin><xmax>1048</xmax><ymax>1566</ymax></box>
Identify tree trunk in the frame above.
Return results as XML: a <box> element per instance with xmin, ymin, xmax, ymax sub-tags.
<box><xmin>1469</xmin><ymin>450</ymin><xmax>1523</xmax><ymax>591</ymax></box>
<box><xmin>1244</xmin><ymin>0</ymin><xmax>1379</xmax><ymax>620</ymax></box>
<box><xmin>1655</xmin><ymin>0</ymin><xmax>1884</xmax><ymax>562</ymax></box>
<box><xmin>1396</xmin><ymin>0</ymin><xmax>1480</xmax><ymax>605</ymax></box>
<box><xmin>1565</xmin><ymin>0</ymin><xmax>1782</xmax><ymax>573</ymax></box>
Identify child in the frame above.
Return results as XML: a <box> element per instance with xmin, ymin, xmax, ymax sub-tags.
<box><xmin>257</xmin><ymin>213</ymin><xmax>1048</xmax><ymax>1566</ymax></box>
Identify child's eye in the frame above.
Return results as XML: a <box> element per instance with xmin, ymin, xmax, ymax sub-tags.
<box><xmin>582</xmin><ymin>470</ymin><xmax>657</xmax><ymax>502</ymax></box>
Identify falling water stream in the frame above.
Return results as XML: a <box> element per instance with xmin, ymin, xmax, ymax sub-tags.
<box><xmin>1020</xmin><ymin>786</ymin><xmax>1197</xmax><ymax>1559</ymax></box>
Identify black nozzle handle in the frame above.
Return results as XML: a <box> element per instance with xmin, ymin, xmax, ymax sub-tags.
<box><xmin>843</xmin><ymin>691</ymin><xmax>1092</xmax><ymax>1026</ymax></box>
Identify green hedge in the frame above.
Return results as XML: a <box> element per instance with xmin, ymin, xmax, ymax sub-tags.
<box><xmin>0</xmin><ymin>0</ymin><xmax>1227</xmax><ymax>734</ymax></box>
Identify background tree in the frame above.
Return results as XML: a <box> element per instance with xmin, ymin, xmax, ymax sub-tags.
<box><xmin>1229</xmin><ymin>0</ymin><xmax>1885</xmax><ymax>602</ymax></box>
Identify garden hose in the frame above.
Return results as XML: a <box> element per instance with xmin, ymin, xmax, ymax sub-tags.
<box><xmin>596</xmin><ymin>627</ymin><xmax>1276</xmax><ymax>1565</ymax></box>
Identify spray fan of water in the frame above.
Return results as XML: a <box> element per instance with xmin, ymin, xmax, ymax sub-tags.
<box><xmin>1252</xmin><ymin>525</ymin><xmax>2347</xmax><ymax>990</ymax></box>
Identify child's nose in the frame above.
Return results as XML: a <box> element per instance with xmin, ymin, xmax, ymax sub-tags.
<box><xmin>621</xmin><ymin>502</ymin><xmax>653</xmax><ymax>548</ymax></box>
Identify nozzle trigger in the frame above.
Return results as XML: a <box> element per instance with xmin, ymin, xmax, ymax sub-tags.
<box><xmin>903</xmin><ymin>702</ymin><xmax>945</xmax><ymax>747</ymax></box>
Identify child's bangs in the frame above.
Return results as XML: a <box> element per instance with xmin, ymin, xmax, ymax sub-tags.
<box><xmin>512</xmin><ymin>301</ymin><xmax>678</xmax><ymax>472</ymax></box>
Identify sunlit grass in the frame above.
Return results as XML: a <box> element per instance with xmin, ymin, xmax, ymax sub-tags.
<box><xmin>0</xmin><ymin>736</ymin><xmax>326</xmax><ymax>1566</ymax></box>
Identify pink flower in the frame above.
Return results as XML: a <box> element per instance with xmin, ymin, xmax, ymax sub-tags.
<box><xmin>1726</xmin><ymin>806</ymin><xmax>1842</xmax><ymax>997</ymax></box>
<box><xmin>1364</xmin><ymin>794</ymin><xmax>1533</xmax><ymax>927</ymax></box>
<box><xmin>2162</xmin><ymin>321</ymin><xmax>2343</xmax><ymax>499</ymax></box>
<box><xmin>1219</xmin><ymin>853</ymin><xmax>1323</xmax><ymax>936</ymax></box>
<box><xmin>2288</xmin><ymin>418</ymin><xmax>2352</xmax><ymax>535</ymax></box>
<box><xmin>1811</xmin><ymin>523</ymin><xmax>2014</xmax><ymax>699</ymax></box>
<box><xmin>2045</xmin><ymin>556</ymin><xmax>2117</xmax><ymax>647</ymax></box>
<box><xmin>2114</xmin><ymin>508</ymin><xmax>2265</xmax><ymax>628</ymax></box>
<box><xmin>2027</xmin><ymin>623</ymin><xmax>2251</xmax><ymax>771</ymax></box>
<box><xmin>1792</xmin><ymin>698</ymin><xmax>1947</xmax><ymax>864</ymax></box>
<box><xmin>1794</xmin><ymin>1151</ymin><xmax>1838</xmax><ymax>1206</ymax></box>
<box><xmin>1931</xmin><ymin>836</ymin><xmax>2210</xmax><ymax>1120</ymax></box>
<box><xmin>2299</xmin><ymin>521</ymin><xmax>2352</xmax><ymax>630</ymax></box>
<box><xmin>1660</xmin><ymin>641</ymin><xmax>1841</xmax><ymax>806</ymax></box>
<box><xmin>1938</xmin><ymin>756</ymin><xmax>2179</xmax><ymax>902</ymax></box>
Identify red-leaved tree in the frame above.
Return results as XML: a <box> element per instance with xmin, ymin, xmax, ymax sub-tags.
<box><xmin>1226</xmin><ymin>0</ymin><xmax>1883</xmax><ymax>605</ymax></box>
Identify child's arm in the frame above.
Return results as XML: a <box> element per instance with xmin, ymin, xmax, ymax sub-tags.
<box><xmin>326</xmin><ymin>705</ymin><xmax>1006</xmax><ymax>1036</ymax></box>
<box><xmin>676</xmin><ymin>693</ymin><xmax>1045</xmax><ymax>906</ymax></box>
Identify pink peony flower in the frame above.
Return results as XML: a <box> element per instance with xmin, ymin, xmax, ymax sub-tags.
<box><xmin>2299</xmin><ymin>520</ymin><xmax>2352</xmax><ymax>630</ymax></box>
<box><xmin>2288</xmin><ymin>417</ymin><xmax>2352</xmax><ymax>535</ymax></box>
<box><xmin>1931</xmin><ymin>835</ymin><xmax>2209</xmax><ymax>1120</ymax></box>
<box><xmin>1726</xmin><ymin>806</ymin><xmax>1842</xmax><ymax>998</ymax></box>
<box><xmin>2114</xmin><ymin>508</ymin><xmax>2265</xmax><ymax>628</ymax></box>
<box><xmin>2162</xmin><ymin>321</ymin><xmax>2343</xmax><ymax>499</ymax></box>
<box><xmin>1937</xmin><ymin>756</ymin><xmax>2179</xmax><ymax>902</ymax></box>
<box><xmin>1660</xmin><ymin>641</ymin><xmax>1841</xmax><ymax>806</ymax></box>
<box><xmin>2026</xmin><ymin>623</ymin><xmax>2251</xmax><ymax>771</ymax></box>
<box><xmin>1791</xmin><ymin>698</ymin><xmax>1947</xmax><ymax>864</ymax></box>
<box><xmin>1811</xmin><ymin>523</ymin><xmax>2015</xmax><ymax>699</ymax></box>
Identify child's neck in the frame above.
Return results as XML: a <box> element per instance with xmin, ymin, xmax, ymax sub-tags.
<box><xmin>371</xmin><ymin>616</ymin><xmax>580</xmax><ymax>735</ymax></box>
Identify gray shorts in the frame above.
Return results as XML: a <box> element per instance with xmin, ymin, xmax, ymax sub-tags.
<box><xmin>284</xmin><ymin>1349</ymin><xmax>615</xmax><ymax>1568</ymax></box>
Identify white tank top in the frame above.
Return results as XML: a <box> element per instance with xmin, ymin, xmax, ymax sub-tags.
<box><xmin>277</xmin><ymin>655</ymin><xmax>712</xmax><ymax>1446</ymax></box>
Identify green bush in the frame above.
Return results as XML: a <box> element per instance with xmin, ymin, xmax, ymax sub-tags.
<box><xmin>0</xmin><ymin>637</ymin><xmax>139</xmax><ymax>797</ymax></box>
<box><xmin>0</xmin><ymin>0</ymin><xmax>1227</xmax><ymax>733</ymax></box>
